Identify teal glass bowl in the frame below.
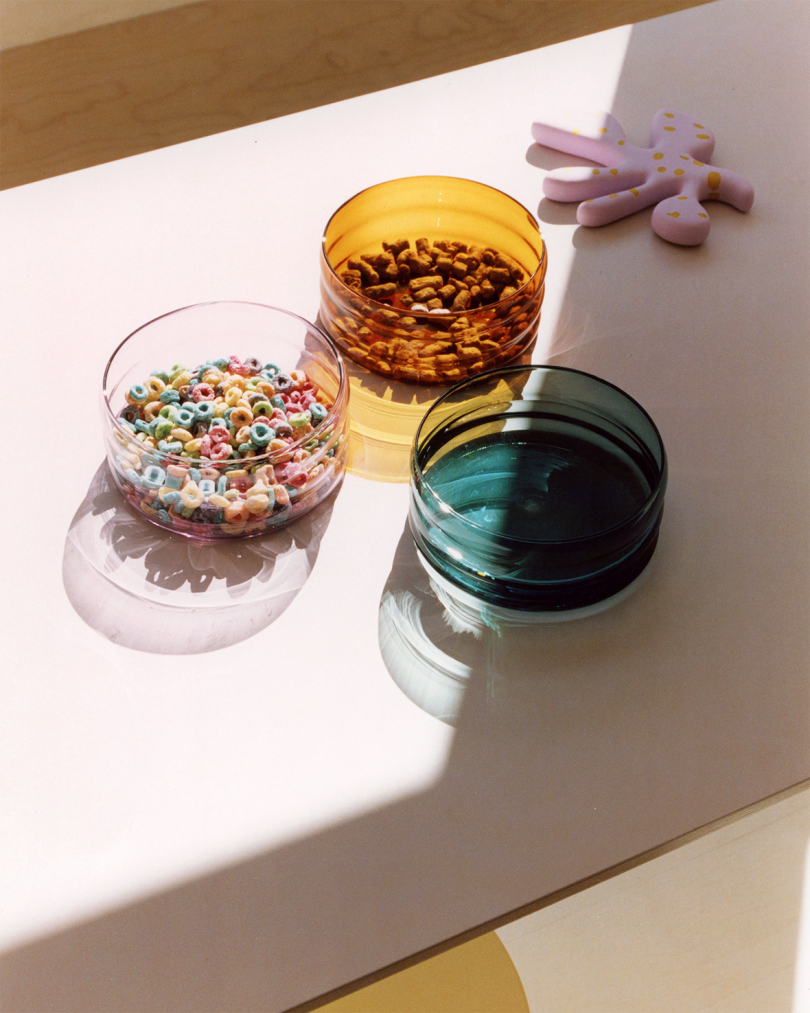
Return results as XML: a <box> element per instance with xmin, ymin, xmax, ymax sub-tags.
<box><xmin>409</xmin><ymin>365</ymin><xmax>667</xmax><ymax>613</ymax></box>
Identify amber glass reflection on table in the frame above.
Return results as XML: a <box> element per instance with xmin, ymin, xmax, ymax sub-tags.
<box><xmin>319</xmin><ymin>176</ymin><xmax>547</xmax><ymax>386</ymax></box>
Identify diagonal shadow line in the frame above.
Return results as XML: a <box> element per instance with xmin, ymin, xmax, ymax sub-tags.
<box><xmin>3</xmin><ymin>5</ymin><xmax>809</xmax><ymax>1013</ymax></box>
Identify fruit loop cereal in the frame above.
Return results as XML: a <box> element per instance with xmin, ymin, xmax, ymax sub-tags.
<box><xmin>109</xmin><ymin>355</ymin><xmax>344</xmax><ymax>538</ymax></box>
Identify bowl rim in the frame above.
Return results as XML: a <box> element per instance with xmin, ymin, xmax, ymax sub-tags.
<box><xmin>101</xmin><ymin>300</ymin><xmax>349</xmax><ymax>469</ymax></box>
<box><xmin>320</xmin><ymin>174</ymin><xmax>547</xmax><ymax>316</ymax></box>
<box><xmin>410</xmin><ymin>362</ymin><xmax>668</xmax><ymax>547</ymax></box>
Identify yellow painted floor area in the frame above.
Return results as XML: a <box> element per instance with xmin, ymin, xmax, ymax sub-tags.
<box><xmin>313</xmin><ymin>932</ymin><xmax>528</xmax><ymax>1013</ymax></box>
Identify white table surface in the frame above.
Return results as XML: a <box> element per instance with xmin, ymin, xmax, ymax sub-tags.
<box><xmin>1</xmin><ymin>1</ymin><xmax>808</xmax><ymax>1009</ymax></box>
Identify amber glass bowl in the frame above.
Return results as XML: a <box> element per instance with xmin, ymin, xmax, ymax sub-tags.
<box><xmin>319</xmin><ymin>176</ymin><xmax>547</xmax><ymax>385</ymax></box>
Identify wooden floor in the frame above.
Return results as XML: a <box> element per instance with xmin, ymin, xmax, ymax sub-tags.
<box><xmin>0</xmin><ymin>0</ymin><xmax>713</xmax><ymax>190</ymax></box>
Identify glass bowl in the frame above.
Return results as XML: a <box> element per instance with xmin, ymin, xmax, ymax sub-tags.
<box><xmin>409</xmin><ymin>365</ymin><xmax>667</xmax><ymax>614</ymax></box>
<box><xmin>319</xmin><ymin>176</ymin><xmax>547</xmax><ymax>385</ymax></box>
<box><xmin>101</xmin><ymin>301</ymin><xmax>349</xmax><ymax>540</ymax></box>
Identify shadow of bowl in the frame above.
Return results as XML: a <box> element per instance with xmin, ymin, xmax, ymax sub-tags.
<box><xmin>63</xmin><ymin>462</ymin><xmax>338</xmax><ymax>654</ymax></box>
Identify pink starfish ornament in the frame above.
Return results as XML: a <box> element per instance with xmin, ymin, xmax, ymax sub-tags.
<box><xmin>532</xmin><ymin>109</ymin><xmax>754</xmax><ymax>245</ymax></box>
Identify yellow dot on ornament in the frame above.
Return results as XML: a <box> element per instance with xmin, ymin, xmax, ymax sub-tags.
<box><xmin>664</xmin><ymin>126</ymin><xmax>675</xmax><ymax>131</ymax></box>
<box><xmin>630</xmin><ymin>189</ymin><xmax>640</xmax><ymax>196</ymax></box>
<box><xmin>696</xmin><ymin>133</ymin><xmax>710</xmax><ymax>139</ymax></box>
<box><xmin>591</xmin><ymin>168</ymin><xmax>600</xmax><ymax>175</ymax></box>
<box><xmin>698</xmin><ymin>213</ymin><xmax>708</xmax><ymax>218</ymax></box>
<box><xmin>707</xmin><ymin>171</ymin><xmax>721</xmax><ymax>190</ymax></box>
<box><xmin>610</xmin><ymin>168</ymin><xmax>618</xmax><ymax>176</ymax></box>
<box><xmin>674</xmin><ymin>168</ymin><xmax>685</xmax><ymax>176</ymax></box>
<box><xmin>657</xmin><ymin>166</ymin><xmax>667</xmax><ymax>173</ymax></box>
<box><xmin>667</xmin><ymin>212</ymin><xmax>680</xmax><ymax>218</ymax></box>
<box><xmin>653</xmin><ymin>152</ymin><xmax>664</xmax><ymax>160</ymax></box>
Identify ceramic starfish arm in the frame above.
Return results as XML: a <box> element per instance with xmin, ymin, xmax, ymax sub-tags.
<box><xmin>577</xmin><ymin>181</ymin><xmax>665</xmax><ymax>227</ymax></box>
<box><xmin>544</xmin><ymin>162</ymin><xmax>648</xmax><ymax>203</ymax></box>
<box><xmin>691</xmin><ymin>166</ymin><xmax>755</xmax><ymax>211</ymax></box>
<box><xmin>652</xmin><ymin>195</ymin><xmax>713</xmax><ymax>245</ymax></box>
<box><xmin>531</xmin><ymin>111</ymin><xmax>626</xmax><ymax>164</ymax></box>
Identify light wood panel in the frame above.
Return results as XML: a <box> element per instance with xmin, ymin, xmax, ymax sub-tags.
<box><xmin>0</xmin><ymin>0</ymin><xmax>714</xmax><ymax>190</ymax></box>
<box><xmin>499</xmin><ymin>783</ymin><xmax>810</xmax><ymax>1013</ymax></box>
<box><xmin>0</xmin><ymin>0</ymin><xmax>194</xmax><ymax>49</ymax></box>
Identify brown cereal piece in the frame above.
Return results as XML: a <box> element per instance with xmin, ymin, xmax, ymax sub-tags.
<box><xmin>415</xmin><ymin>237</ymin><xmax>431</xmax><ymax>257</ymax></box>
<box><xmin>393</xmin><ymin>364</ymin><xmax>420</xmax><ymax>382</ymax></box>
<box><xmin>480</xmin><ymin>278</ymin><xmax>497</xmax><ymax>303</ymax></box>
<box><xmin>362</xmin><ymin>251</ymin><xmax>391</xmax><ymax>268</ymax></box>
<box><xmin>341</xmin><ymin>269</ymin><xmax>363</xmax><ymax>290</ymax></box>
<box><xmin>466</xmin><ymin>246</ymin><xmax>484</xmax><ymax>271</ymax></box>
<box><xmin>426</xmin><ymin>298</ymin><xmax>443</xmax><ymax>311</ymax></box>
<box><xmin>413</xmin><ymin>287</ymin><xmax>438</xmax><ymax>302</ymax></box>
<box><xmin>450</xmin><ymin>259</ymin><xmax>468</xmax><ymax>280</ymax></box>
<box><xmin>452</xmin><ymin>328</ymin><xmax>480</xmax><ymax>344</ymax></box>
<box><xmin>437</xmin><ymin>284</ymin><xmax>457</xmax><ymax>305</ymax></box>
<box><xmin>400</xmin><ymin>294</ymin><xmax>415</xmax><ymax>308</ymax></box>
<box><xmin>382</xmin><ymin>239</ymin><xmax>410</xmax><ymax>257</ymax></box>
<box><xmin>421</xmin><ymin>343</ymin><xmax>452</xmax><ymax>359</ymax></box>
<box><xmin>450</xmin><ymin>289</ymin><xmax>471</xmax><ymax>312</ymax></box>
<box><xmin>489</xmin><ymin>267</ymin><xmax>511</xmax><ymax>286</ymax></box>
<box><xmin>405</xmin><ymin>250</ymin><xmax>433</xmax><ymax>276</ymax></box>
<box><xmin>495</xmin><ymin>253</ymin><xmax>525</xmax><ymax>283</ymax></box>
<box><xmin>434</xmin><ymin>255</ymin><xmax>454</xmax><ymax>276</ymax></box>
<box><xmin>409</xmin><ymin>274</ymin><xmax>444</xmax><ymax>293</ymax></box>
<box><xmin>376</xmin><ymin>308</ymin><xmax>400</xmax><ymax>325</ymax></box>
<box><xmin>365</xmin><ymin>283</ymin><xmax>397</xmax><ymax>301</ymax></box>
<box><xmin>348</xmin><ymin>258</ymin><xmax>380</xmax><ymax>286</ymax></box>
<box><xmin>501</xmin><ymin>286</ymin><xmax>518</xmax><ymax>300</ymax></box>
<box><xmin>473</xmin><ymin>263</ymin><xmax>491</xmax><ymax>281</ymax></box>
<box><xmin>363</xmin><ymin>251</ymin><xmax>398</xmax><ymax>282</ymax></box>
<box><xmin>456</xmin><ymin>345</ymin><xmax>483</xmax><ymax>361</ymax></box>
<box><xmin>341</xmin><ymin>315</ymin><xmax>359</xmax><ymax>333</ymax></box>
